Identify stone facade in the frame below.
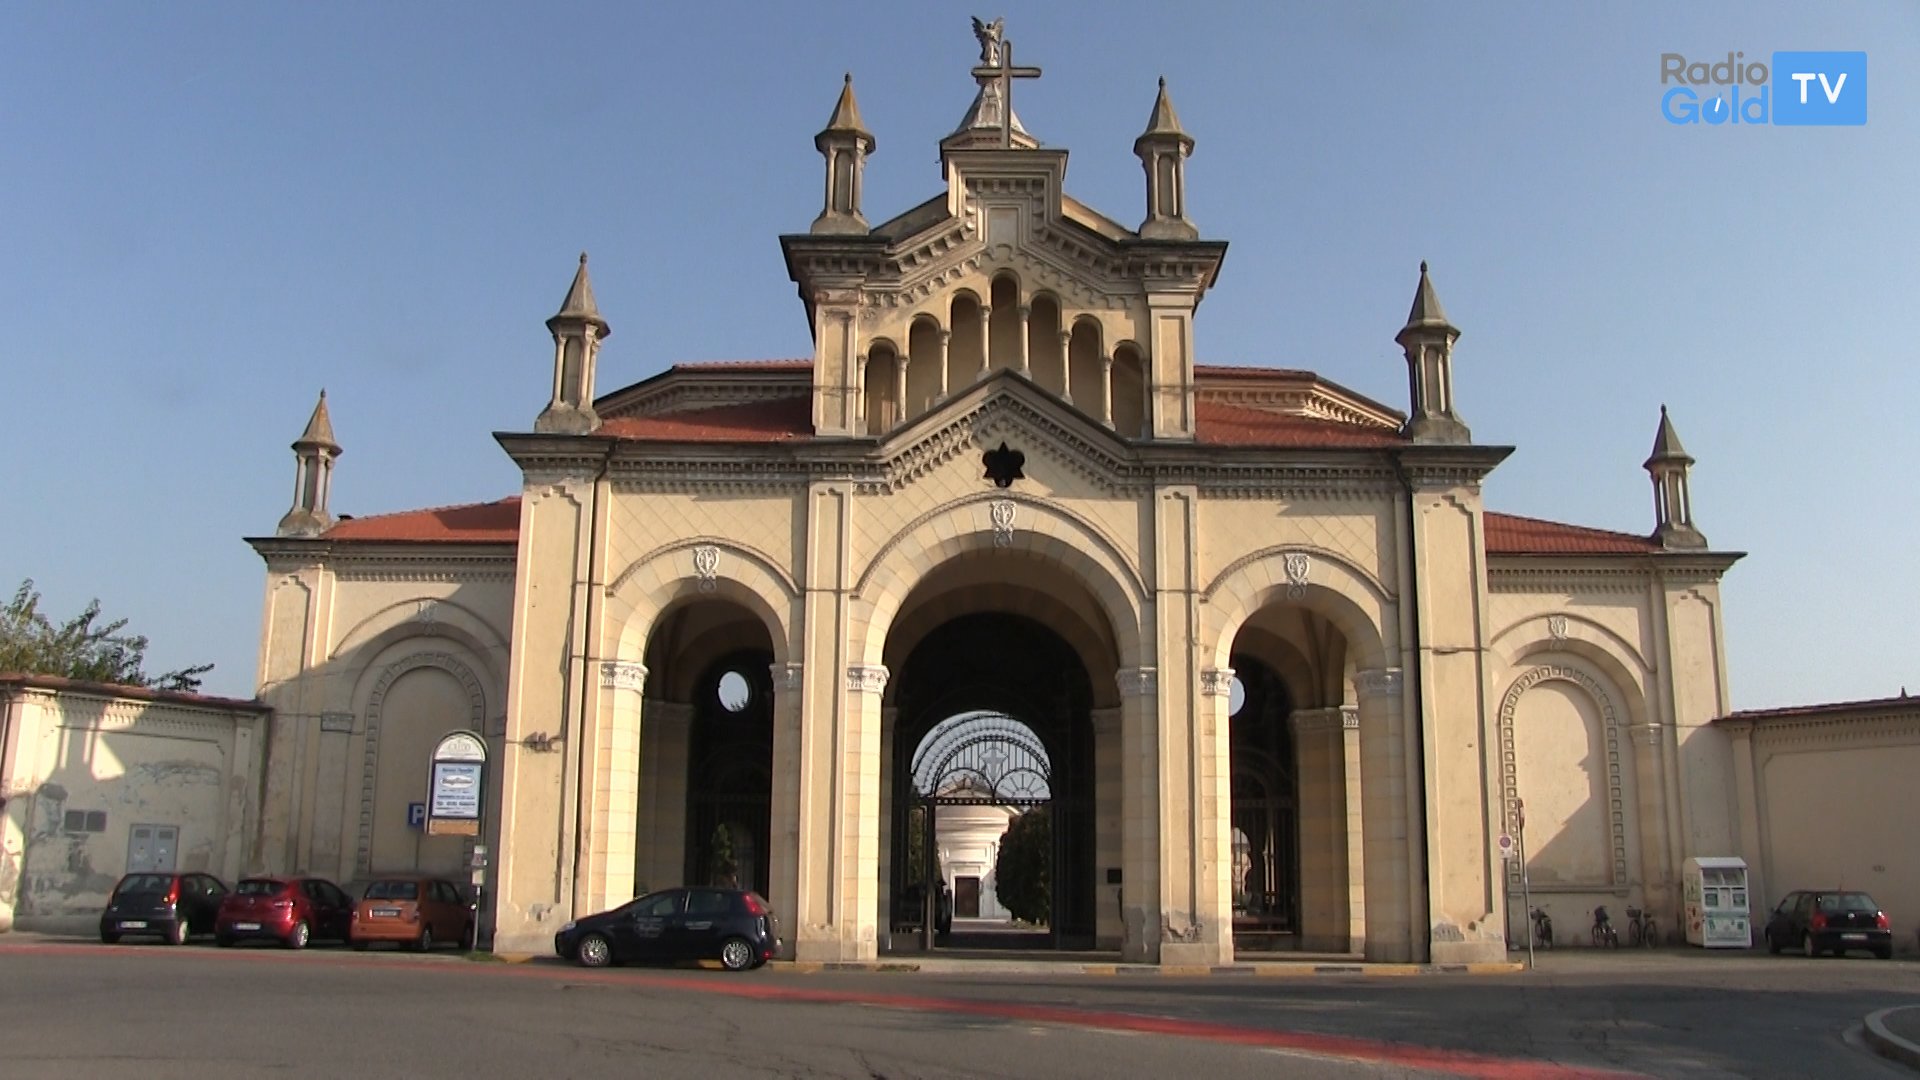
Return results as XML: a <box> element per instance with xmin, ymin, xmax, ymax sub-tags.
<box><xmin>244</xmin><ymin>33</ymin><xmax>1752</xmax><ymax>965</ymax></box>
<box><xmin>0</xmin><ymin>676</ymin><xmax>267</xmax><ymax>932</ymax></box>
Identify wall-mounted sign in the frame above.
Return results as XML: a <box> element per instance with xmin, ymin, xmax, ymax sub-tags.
<box><xmin>408</xmin><ymin>802</ymin><xmax>427</xmax><ymax>829</ymax></box>
<box><xmin>427</xmin><ymin>730</ymin><xmax>487</xmax><ymax>837</ymax></box>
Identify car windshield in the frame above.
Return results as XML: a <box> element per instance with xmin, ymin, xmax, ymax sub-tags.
<box><xmin>235</xmin><ymin>879</ymin><xmax>285</xmax><ymax>897</ymax></box>
<box><xmin>363</xmin><ymin>881</ymin><xmax>420</xmax><ymax>901</ymax></box>
<box><xmin>1817</xmin><ymin>892</ymin><xmax>1878</xmax><ymax>914</ymax></box>
<box><xmin>115</xmin><ymin>874</ymin><xmax>174</xmax><ymax>895</ymax></box>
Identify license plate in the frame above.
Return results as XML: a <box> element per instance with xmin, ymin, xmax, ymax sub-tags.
<box><xmin>120</xmin><ymin>921</ymin><xmax>148</xmax><ymax>930</ymax></box>
<box><xmin>235</xmin><ymin>922</ymin><xmax>261</xmax><ymax>931</ymax></box>
<box><xmin>373</xmin><ymin>908</ymin><xmax>401</xmax><ymax>918</ymax></box>
<box><xmin>1843</xmin><ymin>933</ymin><xmax>1867</xmax><ymax>941</ymax></box>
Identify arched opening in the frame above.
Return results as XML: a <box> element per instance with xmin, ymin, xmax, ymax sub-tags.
<box><xmin>1226</xmin><ymin>654</ymin><xmax>1299</xmax><ymax>950</ymax></box>
<box><xmin>1028</xmin><ymin>294</ymin><xmax>1064</xmax><ymax>395</ymax></box>
<box><xmin>988</xmin><ymin>275</ymin><xmax>1021</xmax><ymax>372</ymax></box>
<box><xmin>863</xmin><ymin>342</ymin><xmax>899</xmax><ymax>435</ymax></box>
<box><xmin>1068</xmin><ymin>319</ymin><xmax>1103</xmax><ymax>417</ymax></box>
<box><xmin>888</xmin><ymin>612</ymin><xmax>1096</xmax><ymax>952</ymax></box>
<box><xmin>1111</xmin><ymin>342</ymin><xmax>1146</xmax><ymax>437</ymax></box>
<box><xmin>907</xmin><ymin>316</ymin><xmax>944</xmax><ymax>416</ymax></box>
<box><xmin>633</xmin><ymin>599</ymin><xmax>775</xmax><ymax>901</ymax></box>
<box><xmin>949</xmin><ymin>293</ymin><xmax>985</xmax><ymax>382</ymax></box>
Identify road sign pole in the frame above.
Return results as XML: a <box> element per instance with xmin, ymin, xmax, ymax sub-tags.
<box><xmin>1516</xmin><ymin>799</ymin><xmax>1534</xmax><ymax>971</ymax></box>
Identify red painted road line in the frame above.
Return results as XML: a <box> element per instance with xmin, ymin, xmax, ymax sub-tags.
<box><xmin>3</xmin><ymin>943</ymin><xmax>1642</xmax><ymax>1079</ymax></box>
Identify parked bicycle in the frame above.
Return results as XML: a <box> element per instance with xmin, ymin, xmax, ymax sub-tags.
<box><xmin>1625</xmin><ymin>905</ymin><xmax>1658</xmax><ymax>948</ymax></box>
<box><xmin>1530</xmin><ymin>907</ymin><xmax>1553</xmax><ymax>949</ymax></box>
<box><xmin>1592</xmin><ymin>905</ymin><xmax>1619</xmax><ymax>948</ymax></box>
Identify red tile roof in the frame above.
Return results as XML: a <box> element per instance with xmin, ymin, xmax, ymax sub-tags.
<box><xmin>323</xmin><ymin>497</ymin><xmax>521</xmax><ymax>544</ymax></box>
<box><xmin>1720</xmin><ymin>694</ymin><xmax>1920</xmax><ymax>723</ymax></box>
<box><xmin>1192</xmin><ymin>400</ymin><xmax>1404</xmax><ymax>448</ymax></box>
<box><xmin>596</xmin><ymin>397</ymin><xmax>814</xmax><ymax>442</ymax></box>
<box><xmin>1193</xmin><ymin>363</ymin><xmax>1318</xmax><ymax>380</ymax></box>
<box><xmin>1483</xmin><ymin>512</ymin><xmax>1661</xmax><ymax>555</ymax></box>
<box><xmin>671</xmin><ymin>359</ymin><xmax>813</xmax><ymax>372</ymax></box>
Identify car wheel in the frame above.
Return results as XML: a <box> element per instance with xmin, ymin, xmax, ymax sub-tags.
<box><xmin>286</xmin><ymin>920</ymin><xmax>311</xmax><ymax>950</ymax></box>
<box><xmin>461</xmin><ymin>922</ymin><xmax>476</xmax><ymax>951</ymax></box>
<box><xmin>100</xmin><ymin>930</ymin><xmax>121</xmax><ymax>945</ymax></box>
<box><xmin>719</xmin><ymin>937</ymin><xmax>756</xmax><ymax>972</ymax></box>
<box><xmin>415</xmin><ymin>925</ymin><xmax>433</xmax><ymax>953</ymax></box>
<box><xmin>167</xmin><ymin>921</ymin><xmax>190</xmax><ymax>947</ymax></box>
<box><xmin>1767</xmin><ymin>929</ymin><xmax>1781</xmax><ymax>955</ymax></box>
<box><xmin>1802</xmin><ymin>932</ymin><xmax>1819</xmax><ymax>958</ymax></box>
<box><xmin>576</xmin><ymin>933</ymin><xmax>612</xmax><ymax>968</ymax></box>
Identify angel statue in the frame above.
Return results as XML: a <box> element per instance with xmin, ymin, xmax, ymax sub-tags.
<box><xmin>971</xmin><ymin>16</ymin><xmax>1004</xmax><ymax>66</ymax></box>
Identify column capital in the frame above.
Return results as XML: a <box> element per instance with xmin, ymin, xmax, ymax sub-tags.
<box><xmin>847</xmin><ymin>664</ymin><xmax>889</xmax><ymax>694</ymax></box>
<box><xmin>600</xmin><ymin>660</ymin><xmax>648</xmax><ymax>693</ymax></box>
<box><xmin>1289</xmin><ymin>706</ymin><xmax>1358</xmax><ymax>735</ymax></box>
<box><xmin>1116</xmin><ymin>667</ymin><xmax>1157</xmax><ymax>697</ymax></box>
<box><xmin>1628</xmin><ymin>723</ymin><xmax>1665</xmax><ymax>746</ymax></box>
<box><xmin>769</xmin><ymin>662</ymin><xmax>803</xmax><ymax>692</ymax></box>
<box><xmin>1355</xmin><ymin>668</ymin><xmax>1404</xmax><ymax>699</ymax></box>
<box><xmin>1198</xmin><ymin>667</ymin><xmax>1235</xmax><ymax>697</ymax></box>
<box><xmin>938</xmin><ymin>329</ymin><xmax>952</xmax><ymax>345</ymax></box>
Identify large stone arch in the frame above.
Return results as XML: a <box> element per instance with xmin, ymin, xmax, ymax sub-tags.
<box><xmin>606</xmin><ymin>537</ymin><xmax>800</xmax><ymax>665</ymax></box>
<box><xmin>1199</xmin><ymin>545</ymin><xmax>1395</xmax><ymax>673</ymax></box>
<box><xmin>1495</xmin><ymin>661</ymin><xmax>1637</xmax><ymax>895</ymax></box>
<box><xmin>852</xmin><ymin>492</ymin><xmax>1147</xmax><ymax>670</ymax></box>
<box><xmin>329</xmin><ymin>597</ymin><xmax>508</xmax><ymax>697</ymax></box>
<box><xmin>1488</xmin><ymin>613</ymin><xmax>1652</xmax><ymax>709</ymax></box>
<box><xmin>349</xmin><ymin>645</ymin><xmax>489</xmax><ymax>878</ymax></box>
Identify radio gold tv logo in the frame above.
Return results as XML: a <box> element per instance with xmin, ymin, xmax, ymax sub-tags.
<box><xmin>1661</xmin><ymin>51</ymin><xmax>1867</xmax><ymax>126</ymax></box>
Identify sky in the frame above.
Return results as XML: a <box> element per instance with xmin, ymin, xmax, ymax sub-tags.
<box><xmin>0</xmin><ymin>2</ymin><xmax>1913</xmax><ymax>710</ymax></box>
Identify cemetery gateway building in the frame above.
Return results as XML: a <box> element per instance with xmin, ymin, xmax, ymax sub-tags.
<box><xmin>247</xmin><ymin>29</ymin><xmax>1744</xmax><ymax>964</ymax></box>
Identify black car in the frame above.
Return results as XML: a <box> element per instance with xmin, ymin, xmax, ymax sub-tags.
<box><xmin>101</xmin><ymin>872</ymin><xmax>228</xmax><ymax>945</ymax></box>
<box><xmin>1763</xmin><ymin>889</ymin><xmax>1892</xmax><ymax>958</ymax></box>
<box><xmin>555</xmin><ymin>887</ymin><xmax>779</xmax><ymax>971</ymax></box>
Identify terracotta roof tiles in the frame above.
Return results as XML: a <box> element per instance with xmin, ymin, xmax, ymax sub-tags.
<box><xmin>1192</xmin><ymin>400</ymin><xmax>1404</xmax><ymax>448</ymax></box>
<box><xmin>595</xmin><ymin>397</ymin><xmax>814</xmax><ymax>442</ymax></box>
<box><xmin>1720</xmin><ymin>694</ymin><xmax>1920</xmax><ymax>723</ymax></box>
<box><xmin>1483</xmin><ymin>512</ymin><xmax>1661</xmax><ymax>555</ymax></box>
<box><xmin>322</xmin><ymin>498</ymin><xmax>521</xmax><ymax>544</ymax></box>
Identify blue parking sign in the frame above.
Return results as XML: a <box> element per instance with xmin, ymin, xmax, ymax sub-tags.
<box><xmin>408</xmin><ymin>801</ymin><xmax>427</xmax><ymax>829</ymax></box>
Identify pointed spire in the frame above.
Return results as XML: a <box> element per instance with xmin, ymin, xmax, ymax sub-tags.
<box><xmin>819</xmin><ymin>73</ymin><xmax>872</xmax><ymax>144</ymax></box>
<box><xmin>1644</xmin><ymin>404</ymin><xmax>1693</xmax><ymax>467</ymax></box>
<box><xmin>293</xmin><ymin>389</ymin><xmax>339</xmax><ymax>452</ymax></box>
<box><xmin>1403</xmin><ymin>261</ymin><xmax>1456</xmax><ymax>333</ymax></box>
<box><xmin>1137</xmin><ymin>77</ymin><xmax>1192</xmax><ymax>146</ymax></box>
<box><xmin>548</xmin><ymin>252</ymin><xmax>609</xmax><ymax>339</ymax></box>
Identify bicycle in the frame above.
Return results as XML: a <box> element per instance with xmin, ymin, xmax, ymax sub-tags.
<box><xmin>1591</xmin><ymin>905</ymin><xmax>1619</xmax><ymax>948</ymax></box>
<box><xmin>1625</xmin><ymin>906</ymin><xmax>1658</xmax><ymax>948</ymax></box>
<box><xmin>1529</xmin><ymin>907</ymin><xmax>1554</xmax><ymax>949</ymax></box>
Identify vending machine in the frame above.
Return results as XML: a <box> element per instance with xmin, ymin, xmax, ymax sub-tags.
<box><xmin>1683</xmin><ymin>856</ymin><xmax>1751</xmax><ymax>948</ymax></box>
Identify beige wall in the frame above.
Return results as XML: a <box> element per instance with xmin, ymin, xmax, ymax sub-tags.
<box><xmin>0</xmin><ymin>679</ymin><xmax>266</xmax><ymax>932</ymax></box>
<box><xmin>1726</xmin><ymin>701</ymin><xmax>1920</xmax><ymax>955</ymax></box>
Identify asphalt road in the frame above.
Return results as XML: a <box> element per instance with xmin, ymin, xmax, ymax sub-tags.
<box><xmin>2</xmin><ymin>938</ymin><xmax>1918</xmax><ymax>1079</ymax></box>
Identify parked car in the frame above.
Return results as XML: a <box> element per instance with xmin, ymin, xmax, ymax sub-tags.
<box><xmin>351</xmin><ymin>877</ymin><xmax>475</xmax><ymax>951</ymax></box>
<box><xmin>216</xmin><ymin>876</ymin><xmax>353</xmax><ymax>949</ymax></box>
<box><xmin>555</xmin><ymin>887</ymin><xmax>779</xmax><ymax>971</ymax></box>
<box><xmin>1763</xmin><ymin>889</ymin><xmax>1892</xmax><ymax>958</ymax></box>
<box><xmin>100</xmin><ymin>872</ymin><xmax>228</xmax><ymax>945</ymax></box>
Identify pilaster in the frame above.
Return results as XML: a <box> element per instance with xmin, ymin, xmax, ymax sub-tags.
<box><xmin>634</xmin><ymin>701</ymin><xmax>691</xmax><ymax>896</ymax></box>
<box><xmin>1290</xmin><ymin>706</ymin><xmax>1358</xmax><ymax>953</ymax></box>
<box><xmin>585</xmin><ymin>660</ymin><xmax>646</xmax><ymax>912</ymax></box>
<box><xmin>1116</xmin><ymin>666</ymin><xmax>1159</xmax><ymax>962</ymax></box>
<box><xmin>1356</xmin><ymin>667</ymin><xmax>1415</xmax><ymax>962</ymax></box>
<box><xmin>1091</xmin><ymin>706</ymin><xmax>1124</xmax><ymax>950</ymax></box>
<box><xmin>767</xmin><ymin>662</ymin><xmax>803</xmax><ymax>958</ymax></box>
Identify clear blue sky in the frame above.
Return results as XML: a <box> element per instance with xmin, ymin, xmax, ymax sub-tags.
<box><xmin>1</xmin><ymin>3</ymin><xmax>1913</xmax><ymax>709</ymax></box>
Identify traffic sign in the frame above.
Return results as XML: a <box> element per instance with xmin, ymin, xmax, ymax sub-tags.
<box><xmin>1497</xmin><ymin>833</ymin><xmax>1515</xmax><ymax>859</ymax></box>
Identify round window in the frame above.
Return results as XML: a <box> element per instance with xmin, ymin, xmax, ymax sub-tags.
<box><xmin>717</xmin><ymin>671</ymin><xmax>752</xmax><ymax>713</ymax></box>
<box><xmin>1228</xmin><ymin>675</ymin><xmax>1247</xmax><ymax>718</ymax></box>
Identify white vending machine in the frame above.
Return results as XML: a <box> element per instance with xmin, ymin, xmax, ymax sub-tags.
<box><xmin>1683</xmin><ymin>856</ymin><xmax>1751</xmax><ymax>948</ymax></box>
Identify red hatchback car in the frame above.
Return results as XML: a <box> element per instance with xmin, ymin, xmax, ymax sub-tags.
<box><xmin>216</xmin><ymin>876</ymin><xmax>353</xmax><ymax>949</ymax></box>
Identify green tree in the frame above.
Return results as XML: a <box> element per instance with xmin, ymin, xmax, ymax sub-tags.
<box><xmin>993</xmin><ymin>805</ymin><xmax>1051</xmax><ymax>925</ymax></box>
<box><xmin>0</xmin><ymin>579</ymin><xmax>213</xmax><ymax>692</ymax></box>
<box><xmin>708</xmin><ymin>822</ymin><xmax>739</xmax><ymax>887</ymax></box>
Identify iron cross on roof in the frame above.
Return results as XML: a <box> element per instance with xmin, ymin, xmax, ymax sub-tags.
<box><xmin>970</xmin><ymin>33</ymin><xmax>1041</xmax><ymax>148</ymax></box>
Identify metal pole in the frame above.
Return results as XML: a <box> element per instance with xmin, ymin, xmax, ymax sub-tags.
<box><xmin>1518</xmin><ymin>808</ymin><xmax>1535</xmax><ymax>971</ymax></box>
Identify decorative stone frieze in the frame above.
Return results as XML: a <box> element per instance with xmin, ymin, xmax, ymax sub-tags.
<box><xmin>1355</xmin><ymin>668</ymin><xmax>1403</xmax><ymax>699</ymax></box>
<box><xmin>847</xmin><ymin>665</ymin><xmax>890</xmax><ymax>694</ymax></box>
<box><xmin>1115</xmin><ymin>668</ymin><xmax>1157</xmax><ymax>697</ymax></box>
<box><xmin>600</xmin><ymin>661</ymin><xmax>648</xmax><ymax>693</ymax></box>
<box><xmin>1198</xmin><ymin>668</ymin><xmax>1235</xmax><ymax>697</ymax></box>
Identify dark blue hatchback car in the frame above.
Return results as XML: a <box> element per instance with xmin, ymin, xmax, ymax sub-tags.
<box><xmin>556</xmin><ymin>887</ymin><xmax>779</xmax><ymax>971</ymax></box>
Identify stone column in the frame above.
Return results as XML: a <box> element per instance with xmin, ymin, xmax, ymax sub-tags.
<box><xmin>1091</xmin><ymin>706</ymin><xmax>1124</xmax><ymax>950</ymax></box>
<box><xmin>854</xmin><ymin>351</ymin><xmax>868</xmax><ymax>433</ymax></box>
<box><xmin>1057</xmin><ymin>330</ymin><xmax>1074</xmax><ymax>404</ymax></box>
<box><xmin>1342</xmin><ymin>706</ymin><xmax>1367</xmax><ymax>952</ymax></box>
<box><xmin>936</xmin><ymin>330</ymin><xmax>951</xmax><ymax>401</ymax></box>
<box><xmin>876</xmin><ymin>706</ymin><xmax>897</xmax><ymax>948</ymax></box>
<box><xmin>1015</xmin><ymin>305</ymin><xmax>1031</xmax><ymax>374</ymax></box>
<box><xmin>976</xmin><ymin>306</ymin><xmax>992</xmax><ymax>380</ymax></box>
<box><xmin>1099</xmin><ymin>354</ymin><xmax>1114</xmax><ymax>427</ymax></box>
<box><xmin>1174</xmin><ymin>665</ymin><xmax>1236</xmax><ymax>966</ymax></box>
<box><xmin>1290</xmin><ymin>706</ymin><xmax>1356</xmax><ymax>953</ymax></box>
<box><xmin>1356</xmin><ymin>667</ymin><xmax>1414</xmax><ymax>962</ymax></box>
<box><xmin>767</xmin><ymin>663</ymin><xmax>803</xmax><ymax>958</ymax></box>
<box><xmin>893</xmin><ymin>354</ymin><xmax>909</xmax><ymax>426</ymax></box>
<box><xmin>833</xmin><ymin>664</ymin><xmax>887</xmax><ymax>960</ymax></box>
<box><xmin>1117</xmin><ymin>667</ymin><xmax>1160</xmax><ymax>962</ymax></box>
<box><xmin>585</xmin><ymin>660</ymin><xmax>646</xmax><ymax>912</ymax></box>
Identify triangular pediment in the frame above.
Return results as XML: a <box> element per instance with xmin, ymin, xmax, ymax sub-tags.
<box><xmin>875</xmin><ymin>369</ymin><xmax>1135</xmax><ymax>494</ymax></box>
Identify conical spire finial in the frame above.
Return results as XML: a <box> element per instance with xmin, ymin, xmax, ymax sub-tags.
<box><xmin>548</xmin><ymin>252</ymin><xmax>609</xmax><ymax>338</ymax></box>
<box><xmin>1404</xmin><ymin>260</ymin><xmax>1454</xmax><ymax>332</ymax></box>
<box><xmin>1644</xmin><ymin>405</ymin><xmax>1706</xmax><ymax>548</ymax></box>
<box><xmin>1138</xmin><ymin>76</ymin><xmax>1190</xmax><ymax>145</ymax></box>
<box><xmin>1645</xmin><ymin>403</ymin><xmax>1693</xmax><ymax>466</ymax></box>
<box><xmin>279</xmin><ymin>388</ymin><xmax>342</xmax><ymax>536</ymax></box>
<box><xmin>821</xmin><ymin>73</ymin><xmax>872</xmax><ymax>143</ymax></box>
<box><xmin>294</xmin><ymin>388</ymin><xmax>339</xmax><ymax>452</ymax></box>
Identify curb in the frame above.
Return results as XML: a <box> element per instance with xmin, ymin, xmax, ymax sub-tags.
<box><xmin>769</xmin><ymin>959</ymin><xmax>1524</xmax><ymax>977</ymax></box>
<box><xmin>1865</xmin><ymin>1006</ymin><xmax>1920</xmax><ymax>1072</ymax></box>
